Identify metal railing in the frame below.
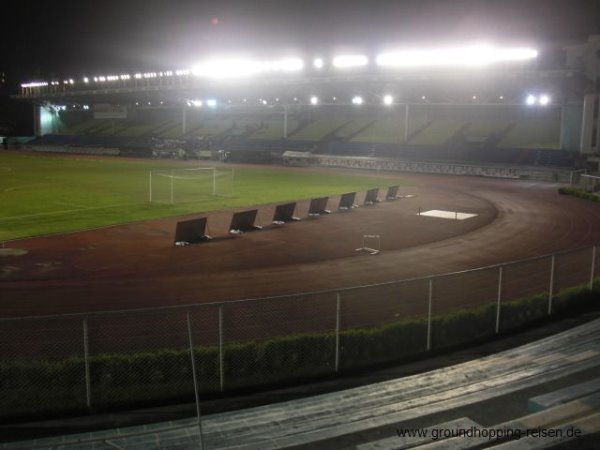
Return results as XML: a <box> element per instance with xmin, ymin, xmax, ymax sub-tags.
<box><xmin>0</xmin><ymin>244</ymin><xmax>598</xmax><ymax>445</ymax></box>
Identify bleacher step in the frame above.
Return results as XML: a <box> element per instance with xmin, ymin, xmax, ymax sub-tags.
<box><xmin>528</xmin><ymin>377</ymin><xmax>600</xmax><ymax>412</ymax></box>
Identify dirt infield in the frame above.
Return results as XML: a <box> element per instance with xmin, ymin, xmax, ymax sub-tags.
<box><xmin>2</xmin><ymin>169</ymin><xmax>600</xmax><ymax>319</ymax></box>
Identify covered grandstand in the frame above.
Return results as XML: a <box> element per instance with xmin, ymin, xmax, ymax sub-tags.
<box><xmin>13</xmin><ymin>38</ymin><xmax>600</xmax><ymax>173</ymax></box>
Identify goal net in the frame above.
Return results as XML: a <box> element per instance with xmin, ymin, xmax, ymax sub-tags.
<box><xmin>149</xmin><ymin>167</ymin><xmax>235</xmax><ymax>204</ymax></box>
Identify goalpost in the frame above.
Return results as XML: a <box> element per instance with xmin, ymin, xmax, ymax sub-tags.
<box><xmin>148</xmin><ymin>167</ymin><xmax>235</xmax><ymax>204</ymax></box>
<box><xmin>580</xmin><ymin>174</ymin><xmax>600</xmax><ymax>193</ymax></box>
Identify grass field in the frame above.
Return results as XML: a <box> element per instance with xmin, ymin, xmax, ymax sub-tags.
<box><xmin>0</xmin><ymin>152</ymin><xmax>409</xmax><ymax>241</ymax></box>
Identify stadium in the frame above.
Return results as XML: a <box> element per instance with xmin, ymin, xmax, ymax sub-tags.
<box><xmin>1</xmin><ymin>3</ymin><xmax>600</xmax><ymax>448</ymax></box>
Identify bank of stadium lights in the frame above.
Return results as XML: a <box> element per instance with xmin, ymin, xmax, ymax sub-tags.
<box><xmin>332</xmin><ymin>54</ymin><xmax>368</xmax><ymax>69</ymax></box>
<box><xmin>383</xmin><ymin>94</ymin><xmax>394</xmax><ymax>105</ymax></box>
<box><xmin>352</xmin><ymin>96</ymin><xmax>364</xmax><ymax>105</ymax></box>
<box><xmin>191</xmin><ymin>57</ymin><xmax>303</xmax><ymax>79</ymax></box>
<box><xmin>525</xmin><ymin>93</ymin><xmax>551</xmax><ymax>106</ymax></box>
<box><xmin>310</xmin><ymin>96</ymin><xmax>319</xmax><ymax>105</ymax></box>
<box><xmin>21</xmin><ymin>81</ymin><xmax>48</xmax><ymax>88</ymax></box>
<box><xmin>313</xmin><ymin>58</ymin><xmax>324</xmax><ymax>69</ymax></box>
<box><xmin>186</xmin><ymin>100</ymin><xmax>203</xmax><ymax>107</ymax></box>
<box><xmin>376</xmin><ymin>45</ymin><xmax>537</xmax><ymax>68</ymax></box>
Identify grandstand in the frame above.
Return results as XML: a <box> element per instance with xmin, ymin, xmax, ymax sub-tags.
<box><xmin>13</xmin><ymin>39</ymin><xmax>600</xmax><ymax>173</ymax></box>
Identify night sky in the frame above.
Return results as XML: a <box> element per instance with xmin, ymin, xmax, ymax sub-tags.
<box><xmin>1</xmin><ymin>0</ymin><xmax>600</xmax><ymax>133</ymax></box>
<box><xmin>2</xmin><ymin>0</ymin><xmax>600</xmax><ymax>81</ymax></box>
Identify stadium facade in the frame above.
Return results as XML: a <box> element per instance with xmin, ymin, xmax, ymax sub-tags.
<box><xmin>11</xmin><ymin>37</ymin><xmax>600</xmax><ymax>171</ymax></box>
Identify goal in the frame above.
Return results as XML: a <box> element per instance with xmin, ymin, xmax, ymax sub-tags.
<box><xmin>580</xmin><ymin>174</ymin><xmax>600</xmax><ymax>193</ymax></box>
<box><xmin>148</xmin><ymin>167</ymin><xmax>235</xmax><ymax>204</ymax></box>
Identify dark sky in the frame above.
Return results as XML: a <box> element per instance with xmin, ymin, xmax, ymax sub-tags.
<box><xmin>2</xmin><ymin>0</ymin><xmax>600</xmax><ymax>82</ymax></box>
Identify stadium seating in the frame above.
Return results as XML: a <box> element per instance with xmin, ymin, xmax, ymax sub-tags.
<box><xmin>351</xmin><ymin>117</ymin><xmax>408</xmax><ymax>144</ymax></box>
<box><xmin>409</xmin><ymin>120</ymin><xmax>467</xmax><ymax>146</ymax></box>
<box><xmin>289</xmin><ymin>118</ymin><xmax>350</xmax><ymax>140</ymax></box>
<box><xmin>248</xmin><ymin>118</ymin><xmax>300</xmax><ymax>140</ymax></box>
<box><xmin>498</xmin><ymin>119</ymin><xmax>561</xmax><ymax>149</ymax></box>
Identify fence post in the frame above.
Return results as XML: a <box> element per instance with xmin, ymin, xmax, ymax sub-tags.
<box><xmin>496</xmin><ymin>267</ymin><xmax>503</xmax><ymax>334</ymax></box>
<box><xmin>186</xmin><ymin>311</ymin><xmax>204</xmax><ymax>449</ymax></box>
<box><xmin>219</xmin><ymin>306</ymin><xmax>224</xmax><ymax>392</ymax></box>
<box><xmin>591</xmin><ymin>246</ymin><xmax>597</xmax><ymax>291</ymax></box>
<box><xmin>335</xmin><ymin>291</ymin><xmax>341</xmax><ymax>372</ymax></box>
<box><xmin>427</xmin><ymin>279</ymin><xmax>433</xmax><ymax>351</ymax></box>
<box><xmin>548</xmin><ymin>255</ymin><xmax>556</xmax><ymax>315</ymax></box>
<box><xmin>83</xmin><ymin>316</ymin><xmax>92</xmax><ymax>411</ymax></box>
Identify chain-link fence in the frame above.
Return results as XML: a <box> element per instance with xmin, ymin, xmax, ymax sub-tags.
<box><xmin>0</xmin><ymin>245</ymin><xmax>598</xmax><ymax>437</ymax></box>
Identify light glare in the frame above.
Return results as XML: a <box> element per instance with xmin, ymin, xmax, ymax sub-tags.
<box><xmin>332</xmin><ymin>54</ymin><xmax>368</xmax><ymax>68</ymax></box>
<box><xmin>376</xmin><ymin>45</ymin><xmax>538</xmax><ymax>68</ymax></box>
<box><xmin>191</xmin><ymin>57</ymin><xmax>303</xmax><ymax>79</ymax></box>
<box><xmin>383</xmin><ymin>95</ymin><xmax>394</xmax><ymax>105</ymax></box>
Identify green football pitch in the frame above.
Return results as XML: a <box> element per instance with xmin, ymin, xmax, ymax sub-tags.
<box><xmin>0</xmin><ymin>153</ymin><xmax>410</xmax><ymax>241</ymax></box>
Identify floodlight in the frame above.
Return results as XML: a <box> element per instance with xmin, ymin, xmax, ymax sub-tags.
<box><xmin>525</xmin><ymin>94</ymin><xmax>536</xmax><ymax>106</ymax></box>
<box><xmin>21</xmin><ymin>81</ymin><xmax>48</xmax><ymax>88</ymax></box>
<box><xmin>352</xmin><ymin>96</ymin><xmax>364</xmax><ymax>105</ymax></box>
<box><xmin>134</xmin><ymin>73</ymin><xmax>142</xmax><ymax>79</ymax></box>
<box><xmin>206</xmin><ymin>99</ymin><xmax>217</xmax><ymax>108</ymax></box>
<box><xmin>261</xmin><ymin>99</ymin><xmax>268</xmax><ymax>105</ymax></box>
<box><xmin>313</xmin><ymin>58</ymin><xmax>324</xmax><ymax>69</ymax></box>
<box><xmin>191</xmin><ymin>57</ymin><xmax>303</xmax><ymax>79</ymax></box>
<box><xmin>293</xmin><ymin>97</ymin><xmax>298</xmax><ymax>101</ymax></box>
<box><xmin>190</xmin><ymin>100</ymin><xmax>203</xmax><ymax>107</ymax></box>
<box><xmin>539</xmin><ymin>94</ymin><xmax>550</xmax><ymax>106</ymax></box>
<box><xmin>333</xmin><ymin>54</ymin><xmax>368</xmax><ymax>68</ymax></box>
<box><xmin>499</xmin><ymin>95</ymin><xmax>504</xmax><ymax>100</ymax></box>
<box><xmin>421</xmin><ymin>95</ymin><xmax>426</xmax><ymax>100</ymax></box>
<box><xmin>376</xmin><ymin>45</ymin><xmax>538</xmax><ymax>68</ymax></box>
<box><xmin>332</xmin><ymin>96</ymin><xmax>337</xmax><ymax>101</ymax></box>
<box><xmin>310</xmin><ymin>96</ymin><xmax>319</xmax><ymax>105</ymax></box>
<box><xmin>383</xmin><ymin>94</ymin><xmax>394</xmax><ymax>105</ymax></box>
<box><xmin>83</xmin><ymin>77</ymin><xmax>89</xmax><ymax>83</ymax></box>
<box><xmin>472</xmin><ymin>95</ymin><xmax>477</xmax><ymax>100</ymax></box>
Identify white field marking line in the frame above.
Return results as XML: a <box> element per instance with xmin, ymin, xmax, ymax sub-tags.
<box><xmin>54</xmin><ymin>201</ymin><xmax>90</xmax><ymax>208</ymax></box>
<box><xmin>0</xmin><ymin>202</ymin><xmax>139</xmax><ymax>223</ymax></box>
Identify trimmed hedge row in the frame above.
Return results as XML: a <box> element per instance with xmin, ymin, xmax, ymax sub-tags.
<box><xmin>558</xmin><ymin>187</ymin><xmax>600</xmax><ymax>202</ymax></box>
<box><xmin>1</xmin><ymin>279</ymin><xmax>598</xmax><ymax>420</ymax></box>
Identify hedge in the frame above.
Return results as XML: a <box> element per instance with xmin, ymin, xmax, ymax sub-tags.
<box><xmin>1</xmin><ymin>279</ymin><xmax>598</xmax><ymax>420</ymax></box>
<box><xmin>558</xmin><ymin>187</ymin><xmax>600</xmax><ymax>202</ymax></box>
